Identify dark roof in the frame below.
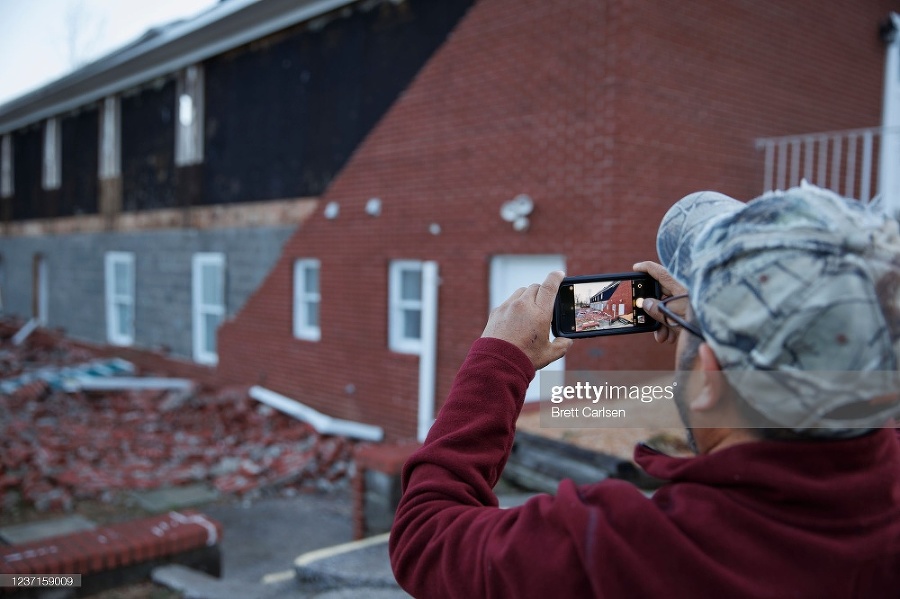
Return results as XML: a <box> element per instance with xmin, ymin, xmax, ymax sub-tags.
<box><xmin>589</xmin><ymin>281</ymin><xmax>621</xmax><ymax>303</ymax></box>
<box><xmin>0</xmin><ymin>0</ymin><xmax>357</xmax><ymax>134</ymax></box>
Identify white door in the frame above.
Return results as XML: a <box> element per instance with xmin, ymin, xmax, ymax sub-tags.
<box><xmin>490</xmin><ymin>254</ymin><xmax>565</xmax><ymax>402</ymax></box>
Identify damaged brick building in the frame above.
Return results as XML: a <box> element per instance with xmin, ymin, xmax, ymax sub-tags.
<box><xmin>1</xmin><ymin>0</ymin><xmax>898</xmax><ymax>441</ymax></box>
<box><xmin>0</xmin><ymin>0</ymin><xmax>475</xmax><ymax>365</ymax></box>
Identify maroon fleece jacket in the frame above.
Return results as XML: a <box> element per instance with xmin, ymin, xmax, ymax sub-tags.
<box><xmin>389</xmin><ymin>337</ymin><xmax>900</xmax><ymax>598</ymax></box>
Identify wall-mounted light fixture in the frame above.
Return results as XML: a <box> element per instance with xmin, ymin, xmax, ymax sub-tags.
<box><xmin>366</xmin><ymin>197</ymin><xmax>382</xmax><ymax>217</ymax></box>
<box><xmin>324</xmin><ymin>201</ymin><xmax>340</xmax><ymax>219</ymax></box>
<box><xmin>500</xmin><ymin>194</ymin><xmax>534</xmax><ymax>232</ymax></box>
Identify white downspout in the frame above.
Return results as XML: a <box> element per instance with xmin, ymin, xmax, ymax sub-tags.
<box><xmin>879</xmin><ymin>13</ymin><xmax>900</xmax><ymax>217</ymax></box>
<box><xmin>417</xmin><ymin>261</ymin><xmax>439</xmax><ymax>443</ymax></box>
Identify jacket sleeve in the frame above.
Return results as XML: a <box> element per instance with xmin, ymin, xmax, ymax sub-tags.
<box><xmin>388</xmin><ymin>337</ymin><xmax>599</xmax><ymax>598</ymax></box>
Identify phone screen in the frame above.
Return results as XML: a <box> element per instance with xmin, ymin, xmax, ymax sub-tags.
<box><xmin>552</xmin><ymin>272</ymin><xmax>660</xmax><ymax>338</ymax></box>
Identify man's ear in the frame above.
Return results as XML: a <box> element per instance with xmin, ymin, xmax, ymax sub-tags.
<box><xmin>689</xmin><ymin>343</ymin><xmax>724</xmax><ymax>412</ymax></box>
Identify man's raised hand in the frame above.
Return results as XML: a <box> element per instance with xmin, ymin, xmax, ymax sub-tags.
<box><xmin>481</xmin><ymin>270</ymin><xmax>573</xmax><ymax>370</ymax></box>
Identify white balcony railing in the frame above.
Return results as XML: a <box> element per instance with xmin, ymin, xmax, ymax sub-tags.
<box><xmin>756</xmin><ymin>126</ymin><xmax>900</xmax><ymax>205</ymax></box>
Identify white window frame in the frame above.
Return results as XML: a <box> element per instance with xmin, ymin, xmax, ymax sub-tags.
<box><xmin>1</xmin><ymin>134</ymin><xmax>12</xmax><ymax>198</ymax></box>
<box><xmin>293</xmin><ymin>258</ymin><xmax>321</xmax><ymax>341</ymax></box>
<box><xmin>175</xmin><ymin>65</ymin><xmax>205</xmax><ymax>166</ymax></box>
<box><xmin>104</xmin><ymin>252</ymin><xmax>135</xmax><ymax>346</ymax></box>
<box><xmin>389</xmin><ymin>260</ymin><xmax>424</xmax><ymax>354</ymax></box>
<box><xmin>99</xmin><ymin>95</ymin><xmax>120</xmax><ymax>178</ymax></box>
<box><xmin>42</xmin><ymin>117</ymin><xmax>61</xmax><ymax>190</ymax></box>
<box><xmin>192</xmin><ymin>252</ymin><xmax>225</xmax><ymax>365</ymax></box>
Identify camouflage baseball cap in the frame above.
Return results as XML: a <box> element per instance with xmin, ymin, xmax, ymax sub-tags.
<box><xmin>657</xmin><ymin>183</ymin><xmax>900</xmax><ymax>434</ymax></box>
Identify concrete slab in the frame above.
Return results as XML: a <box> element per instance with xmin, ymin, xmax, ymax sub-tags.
<box><xmin>294</xmin><ymin>533</ymin><xmax>405</xmax><ymax>594</ymax></box>
<box><xmin>0</xmin><ymin>514</ymin><xmax>95</xmax><ymax>544</ymax></box>
<box><xmin>130</xmin><ymin>483</ymin><xmax>220</xmax><ymax>512</ymax></box>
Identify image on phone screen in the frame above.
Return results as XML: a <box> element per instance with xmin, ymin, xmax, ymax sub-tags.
<box><xmin>573</xmin><ymin>279</ymin><xmax>640</xmax><ymax>331</ymax></box>
<box><xmin>553</xmin><ymin>273</ymin><xmax>659</xmax><ymax>338</ymax></box>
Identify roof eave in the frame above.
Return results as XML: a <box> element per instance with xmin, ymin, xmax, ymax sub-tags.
<box><xmin>0</xmin><ymin>0</ymin><xmax>357</xmax><ymax>135</ymax></box>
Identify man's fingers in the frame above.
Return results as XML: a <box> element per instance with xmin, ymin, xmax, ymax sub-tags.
<box><xmin>640</xmin><ymin>297</ymin><xmax>665</xmax><ymax>324</ymax></box>
<box><xmin>640</xmin><ymin>295</ymin><xmax>680</xmax><ymax>345</ymax></box>
<box><xmin>498</xmin><ymin>286</ymin><xmax>528</xmax><ymax>310</ymax></box>
<box><xmin>534</xmin><ymin>270</ymin><xmax>565</xmax><ymax>308</ymax></box>
<box><xmin>482</xmin><ymin>271</ymin><xmax>570</xmax><ymax>370</ymax></box>
<box><xmin>632</xmin><ymin>261</ymin><xmax>685</xmax><ymax>346</ymax></box>
<box><xmin>653</xmin><ymin>325</ymin><xmax>677</xmax><ymax>345</ymax></box>
<box><xmin>633</xmin><ymin>261</ymin><xmax>687</xmax><ymax>297</ymax></box>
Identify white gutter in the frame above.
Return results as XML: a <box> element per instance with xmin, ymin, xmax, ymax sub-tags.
<box><xmin>417</xmin><ymin>261</ymin><xmax>439</xmax><ymax>442</ymax></box>
<box><xmin>249</xmin><ymin>385</ymin><xmax>384</xmax><ymax>442</ymax></box>
<box><xmin>880</xmin><ymin>12</ymin><xmax>900</xmax><ymax>217</ymax></box>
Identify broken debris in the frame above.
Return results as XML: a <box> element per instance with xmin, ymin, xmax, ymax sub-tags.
<box><xmin>0</xmin><ymin>318</ymin><xmax>357</xmax><ymax>513</ymax></box>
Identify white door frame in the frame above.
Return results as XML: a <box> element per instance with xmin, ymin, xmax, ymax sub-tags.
<box><xmin>490</xmin><ymin>254</ymin><xmax>566</xmax><ymax>402</ymax></box>
<box><xmin>880</xmin><ymin>13</ymin><xmax>900</xmax><ymax>215</ymax></box>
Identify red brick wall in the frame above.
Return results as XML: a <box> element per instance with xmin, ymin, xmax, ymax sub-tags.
<box><xmin>608</xmin><ymin>282</ymin><xmax>633</xmax><ymax>318</ymax></box>
<box><xmin>218</xmin><ymin>0</ymin><xmax>897</xmax><ymax>439</ymax></box>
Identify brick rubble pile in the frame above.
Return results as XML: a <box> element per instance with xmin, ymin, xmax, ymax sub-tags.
<box><xmin>0</xmin><ymin>320</ymin><xmax>356</xmax><ymax>512</ymax></box>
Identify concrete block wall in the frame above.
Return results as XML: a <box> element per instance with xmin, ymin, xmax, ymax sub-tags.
<box><xmin>0</xmin><ymin>226</ymin><xmax>294</xmax><ymax>360</ymax></box>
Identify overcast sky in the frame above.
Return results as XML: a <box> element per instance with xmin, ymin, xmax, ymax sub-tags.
<box><xmin>0</xmin><ymin>0</ymin><xmax>221</xmax><ymax>107</ymax></box>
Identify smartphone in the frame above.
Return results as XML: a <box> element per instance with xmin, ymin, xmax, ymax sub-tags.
<box><xmin>552</xmin><ymin>272</ymin><xmax>661</xmax><ymax>338</ymax></box>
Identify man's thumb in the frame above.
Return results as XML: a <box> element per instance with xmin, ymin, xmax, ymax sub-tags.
<box><xmin>548</xmin><ymin>336</ymin><xmax>574</xmax><ymax>361</ymax></box>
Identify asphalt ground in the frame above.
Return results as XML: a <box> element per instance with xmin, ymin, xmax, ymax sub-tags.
<box><xmin>202</xmin><ymin>489</ymin><xmax>355</xmax><ymax>584</ymax></box>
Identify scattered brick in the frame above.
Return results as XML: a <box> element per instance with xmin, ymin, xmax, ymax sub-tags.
<box><xmin>0</xmin><ymin>318</ymin><xmax>358</xmax><ymax>512</ymax></box>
